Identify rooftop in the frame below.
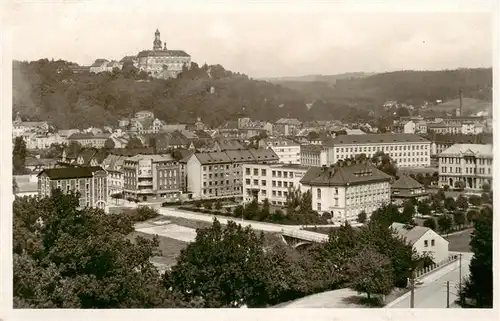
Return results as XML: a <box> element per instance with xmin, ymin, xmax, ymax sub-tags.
<box><xmin>300</xmin><ymin>162</ymin><xmax>391</xmax><ymax>187</ymax></box>
<box><xmin>193</xmin><ymin>149</ymin><xmax>278</xmax><ymax>165</ymax></box>
<box><xmin>390</xmin><ymin>222</ymin><xmax>445</xmax><ymax>245</ymax></box>
<box><xmin>391</xmin><ymin>174</ymin><xmax>423</xmax><ymax>190</ymax></box>
<box><xmin>439</xmin><ymin>144</ymin><xmax>493</xmax><ymax>158</ymax></box>
<box><xmin>38</xmin><ymin>166</ymin><xmax>105</xmax><ymax>180</ymax></box>
<box><xmin>137</xmin><ymin>50</ymin><xmax>191</xmax><ymax>58</ymax></box>
<box><xmin>326</xmin><ymin>133</ymin><xmax>429</xmax><ymax>146</ymax></box>
<box><xmin>125</xmin><ymin>154</ymin><xmax>175</xmax><ymax>162</ymax></box>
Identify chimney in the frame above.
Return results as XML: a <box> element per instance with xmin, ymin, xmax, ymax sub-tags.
<box><xmin>459</xmin><ymin>89</ymin><xmax>463</xmax><ymax>116</ymax></box>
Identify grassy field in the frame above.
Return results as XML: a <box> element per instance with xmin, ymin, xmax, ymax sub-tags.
<box><xmin>446</xmin><ymin>229</ymin><xmax>472</xmax><ymax>253</ymax></box>
<box><xmin>127</xmin><ymin>231</ymin><xmax>188</xmax><ymax>268</ymax></box>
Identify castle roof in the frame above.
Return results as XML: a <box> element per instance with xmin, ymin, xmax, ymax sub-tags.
<box><xmin>137</xmin><ymin>50</ymin><xmax>191</xmax><ymax>58</ymax></box>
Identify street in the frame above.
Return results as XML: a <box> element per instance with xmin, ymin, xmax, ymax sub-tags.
<box><xmin>388</xmin><ymin>252</ymin><xmax>472</xmax><ymax>308</ymax></box>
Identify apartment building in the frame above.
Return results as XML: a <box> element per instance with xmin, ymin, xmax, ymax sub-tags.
<box><xmin>242</xmin><ymin>163</ymin><xmax>308</xmax><ymax>206</ymax></box>
<box><xmin>438</xmin><ymin>144</ymin><xmax>493</xmax><ymax>191</ymax></box>
<box><xmin>300</xmin><ymin>162</ymin><xmax>392</xmax><ymax>223</ymax></box>
<box><xmin>123</xmin><ymin>154</ymin><xmax>181</xmax><ymax>200</ymax></box>
<box><xmin>37</xmin><ymin>166</ymin><xmax>108</xmax><ymax>211</ymax></box>
<box><xmin>300</xmin><ymin>144</ymin><xmax>328</xmax><ymax>167</ymax></box>
<box><xmin>325</xmin><ymin>133</ymin><xmax>431</xmax><ymax>168</ymax></box>
<box><xmin>259</xmin><ymin>138</ymin><xmax>301</xmax><ymax>164</ymax></box>
<box><xmin>101</xmin><ymin>154</ymin><xmax>127</xmax><ymax>196</ymax></box>
<box><xmin>67</xmin><ymin>133</ymin><xmax>111</xmax><ymax>148</ymax></box>
<box><xmin>186</xmin><ymin>149</ymin><xmax>279</xmax><ymax>199</ymax></box>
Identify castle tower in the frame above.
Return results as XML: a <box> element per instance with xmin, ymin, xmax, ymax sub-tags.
<box><xmin>153</xmin><ymin>29</ymin><xmax>162</xmax><ymax>51</ymax></box>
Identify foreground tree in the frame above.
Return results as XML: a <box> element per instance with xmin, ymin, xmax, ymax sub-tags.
<box><xmin>167</xmin><ymin>219</ymin><xmax>268</xmax><ymax>308</ymax></box>
<box><xmin>357</xmin><ymin>211</ymin><xmax>367</xmax><ymax>223</ymax></box>
<box><xmin>13</xmin><ymin>136</ymin><xmax>27</xmax><ymax>174</ymax></box>
<box><xmin>437</xmin><ymin>214</ymin><xmax>453</xmax><ymax>235</ymax></box>
<box><xmin>456</xmin><ymin>194</ymin><xmax>469</xmax><ymax>210</ymax></box>
<box><xmin>423</xmin><ymin>217</ymin><xmax>437</xmax><ymax>230</ymax></box>
<box><xmin>13</xmin><ymin>190</ymin><xmax>181</xmax><ymax>308</ymax></box>
<box><xmin>345</xmin><ymin>246</ymin><xmax>394</xmax><ymax>302</ymax></box>
<box><xmin>461</xmin><ymin>207</ymin><xmax>493</xmax><ymax>307</ymax></box>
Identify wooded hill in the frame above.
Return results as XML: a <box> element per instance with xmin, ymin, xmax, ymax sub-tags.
<box><xmin>13</xmin><ymin>59</ymin><xmax>492</xmax><ymax>129</ymax></box>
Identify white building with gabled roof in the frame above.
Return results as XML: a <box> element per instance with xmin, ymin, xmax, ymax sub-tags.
<box><xmin>391</xmin><ymin>222</ymin><xmax>449</xmax><ymax>264</ymax></box>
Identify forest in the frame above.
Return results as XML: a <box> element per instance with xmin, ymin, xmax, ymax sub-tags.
<box><xmin>13</xmin><ymin>59</ymin><xmax>492</xmax><ymax>129</ymax></box>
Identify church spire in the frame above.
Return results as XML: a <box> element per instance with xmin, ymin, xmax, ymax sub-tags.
<box><xmin>153</xmin><ymin>29</ymin><xmax>162</xmax><ymax>51</ymax></box>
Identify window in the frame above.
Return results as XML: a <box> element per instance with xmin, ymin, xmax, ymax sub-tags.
<box><xmin>424</xmin><ymin>240</ymin><xmax>428</xmax><ymax>247</ymax></box>
<box><xmin>261</xmin><ymin>169</ymin><xmax>267</xmax><ymax>176</ymax></box>
<box><xmin>272</xmin><ymin>180</ymin><xmax>276</xmax><ymax>187</ymax></box>
<box><xmin>246</xmin><ymin>168</ymin><xmax>250</xmax><ymax>175</ymax></box>
<box><xmin>317</xmin><ymin>203</ymin><xmax>322</xmax><ymax>211</ymax></box>
<box><xmin>253</xmin><ymin>169</ymin><xmax>259</xmax><ymax>176</ymax></box>
<box><xmin>334</xmin><ymin>188</ymin><xmax>338</xmax><ymax>195</ymax></box>
<box><xmin>283</xmin><ymin>172</ymin><xmax>288</xmax><ymax>178</ymax></box>
<box><xmin>245</xmin><ymin>179</ymin><xmax>250</xmax><ymax>185</ymax></box>
<box><xmin>431</xmin><ymin>239</ymin><xmax>435</xmax><ymax>246</ymax></box>
<box><xmin>262</xmin><ymin>180</ymin><xmax>266</xmax><ymax>186</ymax></box>
<box><xmin>253</xmin><ymin>179</ymin><xmax>258</xmax><ymax>185</ymax></box>
<box><xmin>317</xmin><ymin>188</ymin><xmax>321</xmax><ymax>199</ymax></box>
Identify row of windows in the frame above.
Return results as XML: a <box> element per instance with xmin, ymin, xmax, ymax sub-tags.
<box><xmin>440</xmin><ymin>157</ymin><xmax>492</xmax><ymax>165</ymax></box>
<box><xmin>336</xmin><ymin>144</ymin><xmax>429</xmax><ymax>154</ymax></box>
<box><xmin>203</xmin><ymin>186</ymin><xmax>241</xmax><ymax>194</ymax></box>
<box><xmin>204</xmin><ymin>179</ymin><xmax>234</xmax><ymax>187</ymax></box>
<box><xmin>203</xmin><ymin>164</ymin><xmax>237</xmax><ymax>171</ymax></box>
<box><xmin>441</xmin><ymin>166</ymin><xmax>491</xmax><ymax>175</ymax></box>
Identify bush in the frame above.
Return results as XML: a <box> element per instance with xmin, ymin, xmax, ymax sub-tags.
<box><xmin>128</xmin><ymin>206</ymin><xmax>160</xmax><ymax>222</ymax></box>
<box><xmin>204</xmin><ymin>202</ymin><xmax>213</xmax><ymax>210</ymax></box>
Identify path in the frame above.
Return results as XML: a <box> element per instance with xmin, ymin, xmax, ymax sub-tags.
<box><xmin>387</xmin><ymin>252</ymin><xmax>473</xmax><ymax>308</ymax></box>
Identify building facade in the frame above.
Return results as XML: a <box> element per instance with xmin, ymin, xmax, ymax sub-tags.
<box><xmin>242</xmin><ymin>164</ymin><xmax>308</xmax><ymax>206</ymax></box>
<box><xmin>67</xmin><ymin>133</ymin><xmax>111</xmax><ymax>148</ymax></box>
<box><xmin>136</xmin><ymin>29</ymin><xmax>191</xmax><ymax>79</ymax></box>
<box><xmin>300</xmin><ymin>162</ymin><xmax>392</xmax><ymax>223</ymax></box>
<box><xmin>300</xmin><ymin>144</ymin><xmax>328</xmax><ymax>167</ymax></box>
<box><xmin>37</xmin><ymin>166</ymin><xmax>108</xmax><ymax>211</ymax></box>
<box><xmin>274</xmin><ymin>118</ymin><xmax>302</xmax><ymax>136</ymax></box>
<box><xmin>186</xmin><ymin>149</ymin><xmax>279</xmax><ymax>199</ymax></box>
<box><xmin>438</xmin><ymin>144</ymin><xmax>493</xmax><ymax>191</ymax></box>
<box><xmin>391</xmin><ymin>223</ymin><xmax>449</xmax><ymax>264</ymax></box>
<box><xmin>325</xmin><ymin>133</ymin><xmax>431</xmax><ymax>168</ymax></box>
<box><xmin>123</xmin><ymin>154</ymin><xmax>181</xmax><ymax>200</ymax></box>
<box><xmin>259</xmin><ymin>138</ymin><xmax>301</xmax><ymax>164</ymax></box>
<box><xmin>391</xmin><ymin>174</ymin><xmax>429</xmax><ymax>206</ymax></box>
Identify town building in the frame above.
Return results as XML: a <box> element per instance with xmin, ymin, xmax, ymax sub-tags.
<box><xmin>391</xmin><ymin>175</ymin><xmax>429</xmax><ymax>206</ymax></box>
<box><xmin>122</xmin><ymin>154</ymin><xmax>181</xmax><ymax>200</ymax></box>
<box><xmin>273</xmin><ymin>118</ymin><xmax>302</xmax><ymax>136</ymax></box>
<box><xmin>13</xmin><ymin>174</ymin><xmax>39</xmax><ymax>198</ymax></box>
<box><xmin>324</xmin><ymin>133</ymin><xmax>431</xmax><ymax>168</ymax></box>
<box><xmin>186</xmin><ymin>149</ymin><xmax>279</xmax><ymax>200</ymax></box>
<box><xmin>259</xmin><ymin>138</ymin><xmax>301</xmax><ymax>164</ymax></box>
<box><xmin>12</xmin><ymin>113</ymin><xmax>49</xmax><ymax>138</ymax></box>
<box><xmin>299</xmin><ymin>161</ymin><xmax>392</xmax><ymax>223</ymax></box>
<box><xmin>136</xmin><ymin>29</ymin><xmax>191</xmax><ymax>79</ymax></box>
<box><xmin>300</xmin><ymin>144</ymin><xmax>328</xmax><ymax>167</ymax></box>
<box><xmin>101</xmin><ymin>154</ymin><xmax>127</xmax><ymax>197</ymax></box>
<box><xmin>25</xmin><ymin>133</ymin><xmax>66</xmax><ymax>150</ymax></box>
<box><xmin>67</xmin><ymin>133</ymin><xmax>111</xmax><ymax>149</ymax></box>
<box><xmin>438</xmin><ymin>144</ymin><xmax>493</xmax><ymax>191</ymax></box>
<box><xmin>391</xmin><ymin>223</ymin><xmax>449</xmax><ymax>264</ymax></box>
<box><xmin>37</xmin><ymin>166</ymin><xmax>108</xmax><ymax>211</ymax></box>
<box><xmin>242</xmin><ymin>163</ymin><xmax>308</xmax><ymax>206</ymax></box>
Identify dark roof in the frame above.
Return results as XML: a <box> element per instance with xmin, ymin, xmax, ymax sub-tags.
<box><xmin>300</xmin><ymin>144</ymin><xmax>326</xmax><ymax>153</ymax></box>
<box><xmin>195</xmin><ymin>130</ymin><xmax>213</xmax><ymax>140</ymax></box>
<box><xmin>215</xmin><ymin>139</ymin><xmax>245</xmax><ymax>151</ymax></box>
<box><xmin>392</xmin><ymin>175</ymin><xmax>423</xmax><ymax>190</ymax></box>
<box><xmin>193</xmin><ymin>149</ymin><xmax>278</xmax><ymax>165</ymax></box>
<box><xmin>38</xmin><ymin>166</ymin><xmax>105</xmax><ymax>179</ymax></box>
<box><xmin>326</xmin><ymin>133</ymin><xmax>429</xmax><ymax>146</ymax></box>
<box><xmin>137</xmin><ymin>50</ymin><xmax>191</xmax><ymax>58</ymax></box>
<box><xmin>300</xmin><ymin>163</ymin><xmax>391</xmax><ymax>187</ymax></box>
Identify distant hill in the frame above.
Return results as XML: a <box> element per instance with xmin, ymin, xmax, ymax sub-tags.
<box><xmin>12</xmin><ymin>60</ymin><xmax>493</xmax><ymax>129</ymax></box>
<box><xmin>264</xmin><ymin>72</ymin><xmax>374</xmax><ymax>84</ymax></box>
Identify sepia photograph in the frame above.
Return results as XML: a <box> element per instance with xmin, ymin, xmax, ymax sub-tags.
<box><xmin>2</xmin><ymin>0</ymin><xmax>498</xmax><ymax>319</ymax></box>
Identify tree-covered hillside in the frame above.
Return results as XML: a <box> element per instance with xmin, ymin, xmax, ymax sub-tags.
<box><xmin>13</xmin><ymin>59</ymin><xmax>308</xmax><ymax>129</ymax></box>
<box><xmin>13</xmin><ymin>59</ymin><xmax>492</xmax><ymax>129</ymax></box>
<box><xmin>279</xmin><ymin>68</ymin><xmax>492</xmax><ymax>112</ymax></box>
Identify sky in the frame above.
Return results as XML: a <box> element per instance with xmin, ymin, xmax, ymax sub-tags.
<box><xmin>3</xmin><ymin>0</ymin><xmax>496</xmax><ymax>78</ymax></box>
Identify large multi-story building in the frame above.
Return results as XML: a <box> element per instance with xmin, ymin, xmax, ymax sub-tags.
<box><xmin>186</xmin><ymin>149</ymin><xmax>279</xmax><ymax>199</ymax></box>
<box><xmin>123</xmin><ymin>154</ymin><xmax>181</xmax><ymax>200</ymax></box>
<box><xmin>273</xmin><ymin>118</ymin><xmax>302</xmax><ymax>136</ymax></box>
<box><xmin>325</xmin><ymin>133</ymin><xmax>431</xmax><ymax>168</ymax></box>
<box><xmin>242</xmin><ymin>163</ymin><xmax>308</xmax><ymax>206</ymax></box>
<box><xmin>37</xmin><ymin>166</ymin><xmax>108</xmax><ymax>211</ymax></box>
<box><xmin>67</xmin><ymin>133</ymin><xmax>111</xmax><ymax>149</ymax></box>
<box><xmin>259</xmin><ymin>138</ymin><xmax>301</xmax><ymax>164</ymax></box>
<box><xmin>299</xmin><ymin>162</ymin><xmax>392</xmax><ymax>223</ymax></box>
<box><xmin>300</xmin><ymin>144</ymin><xmax>328</xmax><ymax>167</ymax></box>
<box><xmin>438</xmin><ymin>144</ymin><xmax>493</xmax><ymax>191</ymax></box>
<box><xmin>136</xmin><ymin>29</ymin><xmax>191</xmax><ymax>79</ymax></box>
<box><xmin>101</xmin><ymin>154</ymin><xmax>127</xmax><ymax>197</ymax></box>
